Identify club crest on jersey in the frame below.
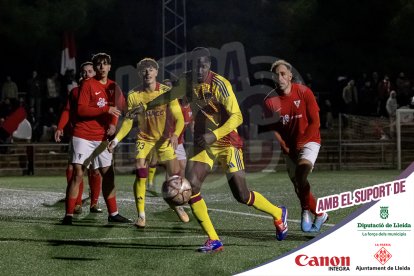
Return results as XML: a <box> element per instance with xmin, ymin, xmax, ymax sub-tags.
<box><xmin>203</xmin><ymin>91</ymin><xmax>212</xmax><ymax>101</ymax></box>
<box><xmin>282</xmin><ymin>114</ymin><xmax>290</xmax><ymax>125</ymax></box>
<box><xmin>97</xmin><ymin>97</ymin><xmax>107</xmax><ymax>108</ymax></box>
<box><xmin>197</xmin><ymin>91</ymin><xmax>212</xmax><ymax>101</ymax></box>
<box><xmin>294</xmin><ymin>100</ymin><xmax>301</xmax><ymax>108</ymax></box>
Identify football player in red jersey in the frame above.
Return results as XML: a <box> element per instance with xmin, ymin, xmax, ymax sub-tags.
<box><xmin>175</xmin><ymin>95</ymin><xmax>193</xmax><ymax>178</ymax></box>
<box><xmin>61</xmin><ymin>53</ymin><xmax>131</xmax><ymax>225</ymax></box>
<box><xmin>55</xmin><ymin>62</ymin><xmax>102</xmax><ymax>214</ymax></box>
<box><xmin>263</xmin><ymin>59</ymin><xmax>328</xmax><ymax>233</ymax></box>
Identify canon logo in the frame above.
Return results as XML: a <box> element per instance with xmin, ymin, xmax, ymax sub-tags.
<box><xmin>295</xmin><ymin>254</ymin><xmax>351</xmax><ymax>267</ymax></box>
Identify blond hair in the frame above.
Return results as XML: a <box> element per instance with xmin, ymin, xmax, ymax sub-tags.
<box><xmin>137</xmin><ymin>58</ymin><xmax>159</xmax><ymax>70</ymax></box>
<box><xmin>270</xmin><ymin>59</ymin><xmax>292</xmax><ymax>73</ymax></box>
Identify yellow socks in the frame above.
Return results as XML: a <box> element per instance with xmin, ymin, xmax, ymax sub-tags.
<box><xmin>134</xmin><ymin>177</ymin><xmax>147</xmax><ymax>218</ymax></box>
<box><xmin>148</xmin><ymin>166</ymin><xmax>156</xmax><ymax>186</ymax></box>
<box><xmin>248</xmin><ymin>191</ymin><xmax>282</xmax><ymax>220</ymax></box>
<box><xmin>189</xmin><ymin>193</ymin><xmax>220</xmax><ymax>241</ymax></box>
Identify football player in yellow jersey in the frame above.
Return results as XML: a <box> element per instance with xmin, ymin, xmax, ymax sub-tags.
<box><xmin>147</xmin><ymin>79</ymin><xmax>173</xmax><ymax>194</ymax></box>
<box><xmin>183</xmin><ymin>48</ymin><xmax>288</xmax><ymax>252</ymax></box>
<box><xmin>107</xmin><ymin>58</ymin><xmax>189</xmax><ymax>228</ymax></box>
<box><xmin>135</xmin><ymin>48</ymin><xmax>289</xmax><ymax>252</ymax></box>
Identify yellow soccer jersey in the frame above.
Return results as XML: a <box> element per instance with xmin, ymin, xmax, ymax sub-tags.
<box><xmin>192</xmin><ymin>71</ymin><xmax>243</xmax><ymax>148</ymax></box>
<box><xmin>115</xmin><ymin>82</ymin><xmax>184</xmax><ymax>142</ymax></box>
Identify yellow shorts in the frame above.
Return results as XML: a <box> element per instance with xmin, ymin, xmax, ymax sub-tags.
<box><xmin>189</xmin><ymin>145</ymin><xmax>245</xmax><ymax>173</ymax></box>
<box><xmin>135</xmin><ymin>139</ymin><xmax>176</xmax><ymax>162</ymax></box>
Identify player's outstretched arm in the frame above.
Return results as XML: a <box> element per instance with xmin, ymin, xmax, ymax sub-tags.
<box><xmin>211</xmin><ymin>79</ymin><xmax>243</xmax><ymax>141</ymax></box>
<box><xmin>107</xmin><ymin>139</ymin><xmax>118</xmax><ymax>153</ymax></box>
<box><xmin>107</xmin><ymin>124</ymin><xmax>117</xmax><ymax>136</ymax></box>
<box><xmin>297</xmin><ymin>89</ymin><xmax>320</xmax><ymax>149</ymax></box>
<box><xmin>146</xmin><ymin>75</ymin><xmax>189</xmax><ymax>110</ymax></box>
<box><xmin>195</xmin><ymin>132</ymin><xmax>217</xmax><ymax>148</ymax></box>
<box><xmin>124</xmin><ymin>103</ymin><xmax>145</xmax><ymax>119</ymax></box>
<box><xmin>169</xmin><ymin>99</ymin><xmax>185</xmax><ymax>138</ymax></box>
<box><xmin>168</xmin><ymin>99</ymin><xmax>185</xmax><ymax>150</ymax></box>
<box><xmin>107</xmin><ymin>117</ymin><xmax>133</xmax><ymax>153</ymax></box>
<box><xmin>54</xmin><ymin>129</ymin><xmax>64</xmax><ymax>142</ymax></box>
<box><xmin>55</xmin><ymin>109</ymin><xmax>69</xmax><ymax>143</ymax></box>
<box><xmin>273</xmin><ymin>131</ymin><xmax>289</xmax><ymax>155</ymax></box>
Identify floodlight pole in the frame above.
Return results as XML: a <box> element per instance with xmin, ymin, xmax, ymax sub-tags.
<box><xmin>162</xmin><ymin>0</ymin><xmax>187</xmax><ymax>81</ymax></box>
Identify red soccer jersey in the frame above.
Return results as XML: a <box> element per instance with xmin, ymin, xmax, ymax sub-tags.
<box><xmin>263</xmin><ymin>83</ymin><xmax>321</xmax><ymax>150</ymax></box>
<box><xmin>165</xmin><ymin>102</ymin><xmax>193</xmax><ymax>144</ymax></box>
<box><xmin>57</xmin><ymin>86</ymin><xmax>80</xmax><ymax>136</ymax></box>
<box><xmin>73</xmin><ymin>78</ymin><xmax>124</xmax><ymax>141</ymax></box>
<box><xmin>178</xmin><ymin>103</ymin><xmax>192</xmax><ymax>144</ymax></box>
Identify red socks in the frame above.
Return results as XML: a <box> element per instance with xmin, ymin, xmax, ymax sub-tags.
<box><xmin>88</xmin><ymin>170</ymin><xmax>101</xmax><ymax>206</ymax></box>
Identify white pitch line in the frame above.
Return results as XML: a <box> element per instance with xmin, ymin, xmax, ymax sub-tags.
<box><xmin>0</xmin><ymin>187</ymin><xmax>65</xmax><ymax>196</ymax></box>
<box><xmin>0</xmin><ymin>188</ymin><xmax>334</xmax><ymax>227</ymax></box>
<box><xmin>0</xmin><ymin>235</ymin><xmax>206</xmax><ymax>243</ymax></box>
<box><xmin>65</xmin><ymin>235</ymin><xmax>206</xmax><ymax>242</ymax></box>
<box><xmin>207</xmin><ymin>207</ymin><xmax>335</xmax><ymax>227</ymax></box>
<box><xmin>103</xmin><ymin>198</ymin><xmax>335</xmax><ymax>227</ymax></box>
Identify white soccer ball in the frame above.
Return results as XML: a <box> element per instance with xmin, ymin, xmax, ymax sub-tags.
<box><xmin>162</xmin><ymin>175</ymin><xmax>192</xmax><ymax>206</ymax></box>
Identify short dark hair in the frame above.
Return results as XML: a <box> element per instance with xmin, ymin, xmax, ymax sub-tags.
<box><xmin>190</xmin><ymin>47</ymin><xmax>211</xmax><ymax>62</ymax></box>
<box><xmin>137</xmin><ymin>58</ymin><xmax>159</xmax><ymax>70</ymax></box>
<box><xmin>92</xmin><ymin>53</ymin><xmax>111</xmax><ymax>65</ymax></box>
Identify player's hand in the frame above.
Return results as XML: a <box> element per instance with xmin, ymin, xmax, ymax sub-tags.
<box><xmin>195</xmin><ymin>132</ymin><xmax>217</xmax><ymax>148</ymax></box>
<box><xmin>54</xmin><ymin>129</ymin><xmax>63</xmax><ymax>142</ymax></box>
<box><xmin>168</xmin><ymin>134</ymin><xmax>179</xmax><ymax>150</ymax></box>
<box><xmin>108</xmin><ymin>106</ymin><xmax>121</xmax><ymax>117</ymax></box>
<box><xmin>280</xmin><ymin>141</ymin><xmax>290</xmax><ymax>155</ymax></box>
<box><xmin>107</xmin><ymin>124</ymin><xmax>116</xmax><ymax>136</ymax></box>
<box><xmin>107</xmin><ymin>138</ymin><xmax>119</xmax><ymax>153</ymax></box>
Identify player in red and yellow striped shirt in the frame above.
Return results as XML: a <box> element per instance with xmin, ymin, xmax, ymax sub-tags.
<box><xmin>140</xmin><ymin>48</ymin><xmax>289</xmax><ymax>252</ymax></box>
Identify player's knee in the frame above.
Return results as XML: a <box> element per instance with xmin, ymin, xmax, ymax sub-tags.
<box><xmin>102</xmin><ymin>167</ymin><xmax>114</xmax><ymax>177</ymax></box>
<box><xmin>233</xmin><ymin>190</ymin><xmax>250</xmax><ymax>204</ymax></box>
<box><xmin>185</xmin><ymin>175</ymin><xmax>200</xmax><ymax>194</ymax></box>
<box><xmin>136</xmin><ymin>168</ymin><xmax>148</xmax><ymax>178</ymax></box>
<box><xmin>295</xmin><ymin>163</ymin><xmax>310</xmax><ymax>180</ymax></box>
<box><xmin>295</xmin><ymin>174</ymin><xmax>308</xmax><ymax>187</ymax></box>
<box><xmin>189</xmin><ymin>180</ymin><xmax>200</xmax><ymax>194</ymax></box>
<box><xmin>73</xmin><ymin>168</ymin><xmax>83</xmax><ymax>181</ymax></box>
<box><xmin>90</xmin><ymin>169</ymin><xmax>100</xmax><ymax>176</ymax></box>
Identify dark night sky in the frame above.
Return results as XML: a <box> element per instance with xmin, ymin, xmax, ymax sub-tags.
<box><xmin>0</xmin><ymin>0</ymin><xmax>413</xmax><ymax>93</ymax></box>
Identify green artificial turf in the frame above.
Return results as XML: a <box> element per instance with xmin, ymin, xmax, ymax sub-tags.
<box><xmin>0</xmin><ymin>170</ymin><xmax>400</xmax><ymax>275</ymax></box>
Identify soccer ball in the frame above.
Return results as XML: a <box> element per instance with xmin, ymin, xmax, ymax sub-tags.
<box><xmin>162</xmin><ymin>175</ymin><xmax>192</xmax><ymax>206</ymax></box>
